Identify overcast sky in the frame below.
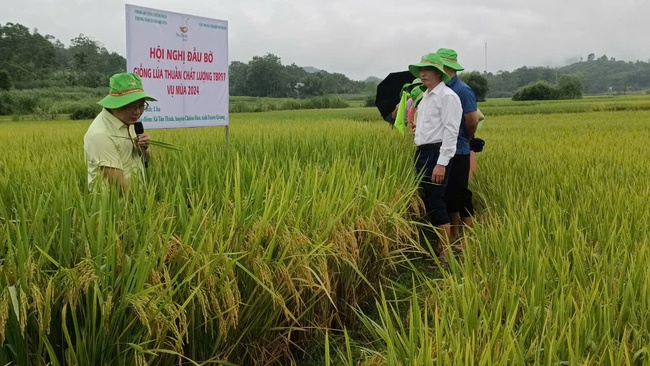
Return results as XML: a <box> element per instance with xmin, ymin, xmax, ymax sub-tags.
<box><xmin>3</xmin><ymin>0</ymin><xmax>648</xmax><ymax>80</ymax></box>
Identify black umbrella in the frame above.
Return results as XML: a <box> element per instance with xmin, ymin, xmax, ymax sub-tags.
<box><xmin>375</xmin><ymin>71</ymin><xmax>415</xmax><ymax>122</ymax></box>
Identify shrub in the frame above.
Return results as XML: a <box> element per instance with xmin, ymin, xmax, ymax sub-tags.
<box><xmin>512</xmin><ymin>81</ymin><xmax>559</xmax><ymax>101</ymax></box>
<box><xmin>364</xmin><ymin>94</ymin><xmax>376</xmax><ymax>107</ymax></box>
<box><xmin>70</xmin><ymin>104</ymin><xmax>101</xmax><ymax>120</ymax></box>
<box><xmin>13</xmin><ymin>93</ymin><xmax>40</xmax><ymax>114</ymax></box>
<box><xmin>0</xmin><ymin>91</ymin><xmax>14</xmax><ymax>115</ymax></box>
<box><xmin>33</xmin><ymin>106</ymin><xmax>59</xmax><ymax>121</ymax></box>
<box><xmin>0</xmin><ymin>70</ymin><xmax>11</xmax><ymax>91</ymax></box>
<box><xmin>305</xmin><ymin>96</ymin><xmax>349</xmax><ymax>109</ymax></box>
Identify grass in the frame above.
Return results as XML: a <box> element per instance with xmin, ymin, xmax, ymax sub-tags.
<box><xmin>1</xmin><ymin>97</ymin><xmax>650</xmax><ymax>364</ymax></box>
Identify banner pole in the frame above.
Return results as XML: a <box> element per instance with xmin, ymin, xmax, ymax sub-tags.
<box><xmin>225</xmin><ymin>125</ymin><xmax>229</xmax><ymax>147</ymax></box>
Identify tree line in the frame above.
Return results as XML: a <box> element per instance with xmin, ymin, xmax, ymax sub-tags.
<box><xmin>486</xmin><ymin>55</ymin><xmax>650</xmax><ymax>97</ymax></box>
<box><xmin>229</xmin><ymin>54</ymin><xmax>374</xmax><ymax>98</ymax></box>
<box><xmin>0</xmin><ymin>23</ymin><xmax>125</xmax><ymax>90</ymax></box>
<box><xmin>2</xmin><ymin>22</ymin><xmax>650</xmax><ymax>99</ymax></box>
<box><xmin>0</xmin><ymin>22</ymin><xmax>373</xmax><ymax>98</ymax></box>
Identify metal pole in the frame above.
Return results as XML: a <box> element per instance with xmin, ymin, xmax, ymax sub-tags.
<box><xmin>484</xmin><ymin>42</ymin><xmax>488</xmax><ymax>74</ymax></box>
<box><xmin>225</xmin><ymin>125</ymin><xmax>229</xmax><ymax>147</ymax></box>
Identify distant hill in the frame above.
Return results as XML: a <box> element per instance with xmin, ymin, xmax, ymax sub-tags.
<box><xmin>485</xmin><ymin>57</ymin><xmax>650</xmax><ymax>97</ymax></box>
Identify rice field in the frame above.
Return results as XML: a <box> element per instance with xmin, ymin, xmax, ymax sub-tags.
<box><xmin>0</xmin><ymin>99</ymin><xmax>649</xmax><ymax>365</ymax></box>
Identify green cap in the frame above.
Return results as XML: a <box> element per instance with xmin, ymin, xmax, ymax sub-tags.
<box><xmin>98</xmin><ymin>73</ymin><xmax>156</xmax><ymax>109</ymax></box>
<box><xmin>408</xmin><ymin>53</ymin><xmax>451</xmax><ymax>83</ymax></box>
<box><xmin>436</xmin><ymin>48</ymin><xmax>464</xmax><ymax>71</ymax></box>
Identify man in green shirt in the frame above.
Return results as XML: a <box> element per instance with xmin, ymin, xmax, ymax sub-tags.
<box><xmin>84</xmin><ymin>73</ymin><xmax>156</xmax><ymax>189</ymax></box>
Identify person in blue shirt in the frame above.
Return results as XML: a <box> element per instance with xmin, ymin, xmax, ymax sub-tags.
<box><xmin>436</xmin><ymin>48</ymin><xmax>480</xmax><ymax>240</ymax></box>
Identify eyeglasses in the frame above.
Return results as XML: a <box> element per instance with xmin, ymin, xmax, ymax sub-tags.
<box><xmin>123</xmin><ymin>101</ymin><xmax>149</xmax><ymax>113</ymax></box>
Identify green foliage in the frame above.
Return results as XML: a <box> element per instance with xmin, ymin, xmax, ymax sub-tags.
<box><xmin>229</xmin><ymin>96</ymin><xmax>349</xmax><ymax>113</ymax></box>
<box><xmin>481</xmin><ymin>95</ymin><xmax>650</xmax><ymax>116</ymax></box>
<box><xmin>228</xmin><ymin>52</ymin><xmax>367</xmax><ymax>98</ymax></box>
<box><xmin>364</xmin><ymin>94</ymin><xmax>376</xmax><ymax>107</ymax></box>
<box><xmin>512</xmin><ymin>80</ymin><xmax>559</xmax><ymax>101</ymax></box>
<box><xmin>557</xmin><ymin>74</ymin><xmax>583</xmax><ymax>99</ymax></box>
<box><xmin>0</xmin><ymin>23</ymin><xmax>124</xmax><ymax>89</ymax></box>
<box><xmin>511</xmin><ymin>75</ymin><xmax>583</xmax><ymax>101</ymax></box>
<box><xmin>0</xmin><ymin>113</ymin><xmax>419</xmax><ymax>365</ymax></box>
<box><xmin>32</xmin><ymin>105</ymin><xmax>59</xmax><ymax>120</ymax></box>
<box><xmin>0</xmin><ymin>91</ymin><xmax>13</xmax><ymax>115</ymax></box>
<box><xmin>70</xmin><ymin>104</ymin><xmax>101</xmax><ymax>120</ymax></box>
<box><xmin>245</xmin><ymin>53</ymin><xmax>291</xmax><ymax>97</ymax></box>
<box><xmin>486</xmin><ymin>58</ymin><xmax>650</xmax><ymax>97</ymax></box>
<box><xmin>2</xmin><ymin>102</ymin><xmax>650</xmax><ymax>364</ymax></box>
<box><xmin>0</xmin><ymin>69</ymin><xmax>11</xmax><ymax>90</ymax></box>
<box><xmin>459</xmin><ymin>71</ymin><xmax>489</xmax><ymax>102</ymax></box>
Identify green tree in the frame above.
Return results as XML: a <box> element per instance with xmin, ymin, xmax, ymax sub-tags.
<box><xmin>300</xmin><ymin>75</ymin><xmax>325</xmax><ymax>97</ymax></box>
<box><xmin>557</xmin><ymin>74</ymin><xmax>583</xmax><ymax>99</ymax></box>
<box><xmin>0</xmin><ymin>23</ymin><xmax>57</xmax><ymax>88</ymax></box>
<box><xmin>245</xmin><ymin>53</ymin><xmax>290</xmax><ymax>97</ymax></box>
<box><xmin>229</xmin><ymin>61</ymin><xmax>249</xmax><ymax>96</ymax></box>
<box><xmin>459</xmin><ymin>71</ymin><xmax>488</xmax><ymax>102</ymax></box>
<box><xmin>0</xmin><ymin>70</ymin><xmax>11</xmax><ymax>90</ymax></box>
<box><xmin>284</xmin><ymin>63</ymin><xmax>309</xmax><ymax>97</ymax></box>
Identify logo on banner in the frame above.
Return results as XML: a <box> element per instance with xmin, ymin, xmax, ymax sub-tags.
<box><xmin>177</xmin><ymin>17</ymin><xmax>190</xmax><ymax>40</ymax></box>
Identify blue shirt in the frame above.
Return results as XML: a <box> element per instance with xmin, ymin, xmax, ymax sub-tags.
<box><xmin>446</xmin><ymin>76</ymin><xmax>477</xmax><ymax>155</ymax></box>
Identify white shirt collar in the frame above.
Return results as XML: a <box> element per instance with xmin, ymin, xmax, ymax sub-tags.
<box><xmin>424</xmin><ymin>81</ymin><xmax>447</xmax><ymax>96</ymax></box>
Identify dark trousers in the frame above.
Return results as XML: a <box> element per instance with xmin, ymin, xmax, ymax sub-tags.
<box><xmin>414</xmin><ymin>144</ymin><xmax>452</xmax><ymax>226</ymax></box>
<box><xmin>445</xmin><ymin>154</ymin><xmax>474</xmax><ymax>218</ymax></box>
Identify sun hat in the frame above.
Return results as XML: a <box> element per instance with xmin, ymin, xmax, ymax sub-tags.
<box><xmin>436</xmin><ymin>48</ymin><xmax>464</xmax><ymax>71</ymax></box>
<box><xmin>403</xmin><ymin>78</ymin><xmax>423</xmax><ymax>93</ymax></box>
<box><xmin>98</xmin><ymin>73</ymin><xmax>156</xmax><ymax>109</ymax></box>
<box><xmin>408</xmin><ymin>53</ymin><xmax>451</xmax><ymax>83</ymax></box>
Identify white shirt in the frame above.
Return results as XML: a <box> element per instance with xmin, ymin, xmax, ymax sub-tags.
<box><xmin>413</xmin><ymin>82</ymin><xmax>462</xmax><ymax>166</ymax></box>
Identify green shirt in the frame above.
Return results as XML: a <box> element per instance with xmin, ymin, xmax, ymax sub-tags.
<box><xmin>84</xmin><ymin>108</ymin><xmax>144</xmax><ymax>186</ymax></box>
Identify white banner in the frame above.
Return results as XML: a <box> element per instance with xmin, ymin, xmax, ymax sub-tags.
<box><xmin>125</xmin><ymin>5</ymin><xmax>229</xmax><ymax>129</ymax></box>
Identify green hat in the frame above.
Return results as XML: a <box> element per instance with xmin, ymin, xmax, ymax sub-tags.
<box><xmin>404</xmin><ymin>78</ymin><xmax>423</xmax><ymax>93</ymax></box>
<box><xmin>410</xmin><ymin>85</ymin><xmax>425</xmax><ymax>108</ymax></box>
<box><xmin>414</xmin><ymin>93</ymin><xmax>424</xmax><ymax>108</ymax></box>
<box><xmin>409</xmin><ymin>85</ymin><xmax>425</xmax><ymax>100</ymax></box>
<box><xmin>408</xmin><ymin>53</ymin><xmax>451</xmax><ymax>83</ymax></box>
<box><xmin>98</xmin><ymin>73</ymin><xmax>156</xmax><ymax>109</ymax></box>
<box><xmin>436</xmin><ymin>48</ymin><xmax>464</xmax><ymax>71</ymax></box>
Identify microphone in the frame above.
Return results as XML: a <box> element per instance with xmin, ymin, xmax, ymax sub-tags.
<box><xmin>134</xmin><ymin>122</ymin><xmax>149</xmax><ymax>168</ymax></box>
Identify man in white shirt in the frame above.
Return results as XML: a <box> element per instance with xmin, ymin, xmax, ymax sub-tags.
<box><xmin>408</xmin><ymin>53</ymin><xmax>462</xmax><ymax>253</ymax></box>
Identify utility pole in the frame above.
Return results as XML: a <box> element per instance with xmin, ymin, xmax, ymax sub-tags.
<box><xmin>484</xmin><ymin>42</ymin><xmax>488</xmax><ymax>74</ymax></box>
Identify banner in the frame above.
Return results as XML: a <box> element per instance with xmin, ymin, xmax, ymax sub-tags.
<box><xmin>125</xmin><ymin>5</ymin><xmax>229</xmax><ymax>129</ymax></box>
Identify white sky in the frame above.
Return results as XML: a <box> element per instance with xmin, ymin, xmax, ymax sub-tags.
<box><xmin>2</xmin><ymin>0</ymin><xmax>649</xmax><ymax>80</ymax></box>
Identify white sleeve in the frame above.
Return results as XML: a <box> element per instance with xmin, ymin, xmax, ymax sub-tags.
<box><xmin>436</xmin><ymin>93</ymin><xmax>462</xmax><ymax>166</ymax></box>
